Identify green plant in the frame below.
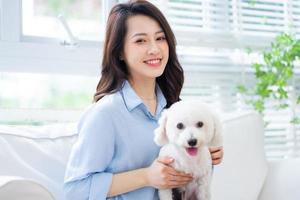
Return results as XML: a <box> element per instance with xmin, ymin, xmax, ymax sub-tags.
<box><xmin>238</xmin><ymin>33</ymin><xmax>300</xmax><ymax>124</ymax></box>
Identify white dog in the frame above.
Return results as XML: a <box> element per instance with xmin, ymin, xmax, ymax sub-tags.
<box><xmin>154</xmin><ymin>100</ymin><xmax>222</xmax><ymax>200</ymax></box>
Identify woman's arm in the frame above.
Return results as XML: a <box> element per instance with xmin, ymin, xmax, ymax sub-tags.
<box><xmin>107</xmin><ymin>168</ymin><xmax>147</xmax><ymax>197</ymax></box>
<box><xmin>108</xmin><ymin>157</ymin><xmax>193</xmax><ymax>197</ymax></box>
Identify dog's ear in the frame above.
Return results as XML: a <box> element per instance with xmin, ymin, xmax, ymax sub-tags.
<box><xmin>154</xmin><ymin>109</ymin><xmax>169</xmax><ymax>146</ymax></box>
<box><xmin>209</xmin><ymin>111</ymin><xmax>223</xmax><ymax>147</ymax></box>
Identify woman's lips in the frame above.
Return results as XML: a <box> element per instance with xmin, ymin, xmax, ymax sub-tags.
<box><xmin>144</xmin><ymin>59</ymin><xmax>162</xmax><ymax>67</ymax></box>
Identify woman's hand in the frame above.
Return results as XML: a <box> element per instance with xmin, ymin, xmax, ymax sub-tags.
<box><xmin>145</xmin><ymin>157</ymin><xmax>193</xmax><ymax>189</ymax></box>
<box><xmin>209</xmin><ymin>146</ymin><xmax>224</xmax><ymax>165</ymax></box>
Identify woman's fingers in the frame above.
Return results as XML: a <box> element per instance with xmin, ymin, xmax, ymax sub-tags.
<box><xmin>211</xmin><ymin>150</ymin><xmax>222</xmax><ymax>159</ymax></box>
<box><xmin>209</xmin><ymin>146</ymin><xmax>222</xmax><ymax>153</ymax></box>
<box><xmin>167</xmin><ymin>177</ymin><xmax>192</xmax><ymax>188</ymax></box>
<box><xmin>165</xmin><ymin>166</ymin><xmax>193</xmax><ymax>178</ymax></box>
<box><xmin>165</xmin><ymin>168</ymin><xmax>193</xmax><ymax>188</ymax></box>
<box><xmin>162</xmin><ymin>166</ymin><xmax>193</xmax><ymax>187</ymax></box>
<box><xmin>157</xmin><ymin>156</ymin><xmax>174</xmax><ymax>165</ymax></box>
<box><xmin>147</xmin><ymin>157</ymin><xmax>194</xmax><ymax>189</ymax></box>
<box><xmin>167</xmin><ymin>174</ymin><xmax>193</xmax><ymax>182</ymax></box>
<box><xmin>209</xmin><ymin>146</ymin><xmax>224</xmax><ymax>165</ymax></box>
<box><xmin>156</xmin><ymin>158</ymin><xmax>191</xmax><ymax>177</ymax></box>
<box><xmin>154</xmin><ymin>157</ymin><xmax>194</xmax><ymax>188</ymax></box>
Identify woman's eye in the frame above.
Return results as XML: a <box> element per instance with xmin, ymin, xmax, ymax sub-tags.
<box><xmin>176</xmin><ymin>122</ymin><xmax>185</xmax><ymax>130</ymax></box>
<box><xmin>157</xmin><ymin>36</ymin><xmax>166</xmax><ymax>41</ymax></box>
<box><xmin>136</xmin><ymin>39</ymin><xmax>146</xmax><ymax>43</ymax></box>
<box><xmin>196</xmin><ymin>121</ymin><xmax>204</xmax><ymax>128</ymax></box>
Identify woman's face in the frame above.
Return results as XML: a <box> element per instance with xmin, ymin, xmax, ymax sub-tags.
<box><xmin>122</xmin><ymin>14</ymin><xmax>169</xmax><ymax>82</ymax></box>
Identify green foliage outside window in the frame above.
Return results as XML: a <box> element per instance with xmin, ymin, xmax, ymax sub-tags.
<box><xmin>238</xmin><ymin>33</ymin><xmax>300</xmax><ymax>125</ymax></box>
<box><xmin>35</xmin><ymin>0</ymin><xmax>101</xmax><ymax>19</ymax></box>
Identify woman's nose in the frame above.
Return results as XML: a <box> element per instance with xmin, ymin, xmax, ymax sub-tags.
<box><xmin>148</xmin><ymin>41</ymin><xmax>160</xmax><ymax>55</ymax></box>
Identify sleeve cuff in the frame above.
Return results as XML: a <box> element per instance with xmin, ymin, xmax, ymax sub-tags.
<box><xmin>89</xmin><ymin>172</ymin><xmax>113</xmax><ymax>200</ymax></box>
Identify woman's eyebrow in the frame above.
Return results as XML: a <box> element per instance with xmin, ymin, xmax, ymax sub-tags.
<box><xmin>155</xmin><ymin>30</ymin><xmax>164</xmax><ymax>34</ymax></box>
<box><xmin>131</xmin><ymin>30</ymin><xmax>164</xmax><ymax>39</ymax></box>
<box><xmin>131</xmin><ymin>33</ymin><xmax>147</xmax><ymax>38</ymax></box>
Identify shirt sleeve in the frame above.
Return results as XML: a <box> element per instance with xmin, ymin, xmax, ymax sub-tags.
<box><xmin>64</xmin><ymin>105</ymin><xmax>115</xmax><ymax>200</ymax></box>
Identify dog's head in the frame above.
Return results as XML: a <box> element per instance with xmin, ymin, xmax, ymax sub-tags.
<box><xmin>154</xmin><ymin>100</ymin><xmax>222</xmax><ymax>156</ymax></box>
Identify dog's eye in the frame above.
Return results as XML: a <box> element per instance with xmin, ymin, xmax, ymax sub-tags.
<box><xmin>196</xmin><ymin>121</ymin><xmax>204</xmax><ymax>128</ymax></box>
<box><xmin>176</xmin><ymin>122</ymin><xmax>184</xmax><ymax>130</ymax></box>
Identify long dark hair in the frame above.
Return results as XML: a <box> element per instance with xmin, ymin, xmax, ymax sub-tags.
<box><xmin>94</xmin><ymin>0</ymin><xmax>184</xmax><ymax>108</ymax></box>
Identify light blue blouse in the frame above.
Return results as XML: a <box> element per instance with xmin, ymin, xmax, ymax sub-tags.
<box><xmin>64</xmin><ymin>80</ymin><xmax>166</xmax><ymax>200</ymax></box>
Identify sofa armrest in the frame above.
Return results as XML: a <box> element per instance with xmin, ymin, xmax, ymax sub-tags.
<box><xmin>0</xmin><ymin>124</ymin><xmax>77</xmax><ymax>199</ymax></box>
<box><xmin>212</xmin><ymin>112</ymin><xmax>268</xmax><ymax>200</ymax></box>
<box><xmin>258</xmin><ymin>158</ymin><xmax>300</xmax><ymax>200</ymax></box>
<box><xmin>0</xmin><ymin>176</ymin><xmax>54</xmax><ymax>200</ymax></box>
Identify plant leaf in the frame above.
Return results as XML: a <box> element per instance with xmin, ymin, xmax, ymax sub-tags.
<box><xmin>237</xmin><ymin>85</ymin><xmax>247</xmax><ymax>93</ymax></box>
<box><xmin>253</xmin><ymin>99</ymin><xmax>265</xmax><ymax>113</ymax></box>
<box><xmin>297</xmin><ymin>96</ymin><xmax>300</xmax><ymax>104</ymax></box>
<box><xmin>291</xmin><ymin>117</ymin><xmax>300</xmax><ymax>124</ymax></box>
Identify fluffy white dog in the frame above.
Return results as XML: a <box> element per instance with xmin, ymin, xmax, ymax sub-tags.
<box><xmin>154</xmin><ymin>100</ymin><xmax>222</xmax><ymax>200</ymax></box>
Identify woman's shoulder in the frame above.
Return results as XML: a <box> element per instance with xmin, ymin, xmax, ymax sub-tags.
<box><xmin>81</xmin><ymin>92</ymin><xmax>123</xmax><ymax>120</ymax></box>
<box><xmin>77</xmin><ymin>92</ymin><xmax>123</xmax><ymax>132</ymax></box>
<box><xmin>95</xmin><ymin>92</ymin><xmax>123</xmax><ymax>111</ymax></box>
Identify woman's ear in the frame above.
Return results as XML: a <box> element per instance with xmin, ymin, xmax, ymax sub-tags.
<box><xmin>154</xmin><ymin>109</ymin><xmax>169</xmax><ymax>146</ymax></box>
<box><xmin>209</xmin><ymin>111</ymin><xmax>223</xmax><ymax>147</ymax></box>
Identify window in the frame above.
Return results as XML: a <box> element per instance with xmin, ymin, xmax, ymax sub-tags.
<box><xmin>0</xmin><ymin>0</ymin><xmax>299</xmax><ymax>159</ymax></box>
<box><xmin>0</xmin><ymin>0</ymin><xmax>114</xmax><ymax>75</ymax></box>
<box><xmin>22</xmin><ymin>0</ymin><xmax>104</xmax><ymax>41</ymax></box>
<box><xmin>0</xmin><ymin>72</ymin><xmax>98</xmax><ymax>125</ymax></box>
<box><xmin>150</xmin><ymin>0</ymin><xmax>300</xmax><ymax>160</ymax></box>
<box><xmin>178</xmin><ymin>46</ymin><xmax>300</xmax><ymax>160</ymax></box>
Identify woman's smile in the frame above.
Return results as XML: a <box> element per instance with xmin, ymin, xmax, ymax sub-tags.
<box><xmin>144</xmin><ymin>58</ymin><xmax>162</xmax><ymax>67</ymax></box>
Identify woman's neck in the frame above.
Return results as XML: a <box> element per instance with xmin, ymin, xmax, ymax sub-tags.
<box><xmin>128</xmin><ymin>78</ymin><xmax>156</xmax><ymax>100</ymax></box>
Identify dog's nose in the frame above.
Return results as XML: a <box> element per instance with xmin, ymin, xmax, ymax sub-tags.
<box><xmin>188</xmin><ymin>139</ymin><xmax>197</xmax><ymax>147</ymax></box>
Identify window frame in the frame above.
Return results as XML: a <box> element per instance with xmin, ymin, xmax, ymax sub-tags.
<box><xmin>0</xmin><ymin>0</ymin><xmax>117</xmax><ymax>75</ymax></box>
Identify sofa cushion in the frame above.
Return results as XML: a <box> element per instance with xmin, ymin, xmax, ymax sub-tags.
<box><xmin>0</xmin><ymin>176</ymin><xmax>54</xmax><ymax>200</ymax></box>
<box><xmin>211</xmin><ymin>112</ymin><xmax>268</xmax><ymax>200</ymax></box>
<box><xmin>258</xmin><ymin>158</ymin><xmax>300</xmax><ymax>200</ymax></box>
<box><xmin>0</xmin><ymin>124</ymin><xmax>78</xmax><ymax>200</ymax></box>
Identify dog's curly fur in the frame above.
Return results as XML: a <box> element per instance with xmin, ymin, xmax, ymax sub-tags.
<box><xmin>154</xmin><ymin>101</ymin><xmax>222</xmax><ymax>200</ymax></box>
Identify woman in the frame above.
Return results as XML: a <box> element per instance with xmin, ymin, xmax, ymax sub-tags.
<box><xmin>64</xmin><ymin>1</ymin><xmax>223</xmax><ymax>199</ymax></box>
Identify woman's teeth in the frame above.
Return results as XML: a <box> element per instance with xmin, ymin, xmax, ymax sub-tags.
<box><xmin>145</xmin><ymin>59</ymin><xmax>160</xmax><ymax>64</ymax></box>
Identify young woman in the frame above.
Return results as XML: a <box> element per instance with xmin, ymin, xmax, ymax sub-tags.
<box><xmin>63</xmin><ymin>1</ymin><xmax>223</xmax><ymax>199</ymax></box>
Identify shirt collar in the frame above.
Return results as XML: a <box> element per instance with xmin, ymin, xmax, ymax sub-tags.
<box><xmin>120</xmin><ymin>80</ymin><xmax>167</xmax><ymax>113</ymax></box>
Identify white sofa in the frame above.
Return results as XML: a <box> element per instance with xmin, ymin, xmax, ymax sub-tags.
<box><xmin>0</xmin><ymin>112</ymin><xmax>299</xmax><ymax>200</ymax></box>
